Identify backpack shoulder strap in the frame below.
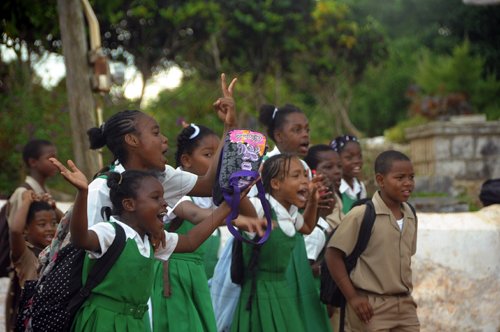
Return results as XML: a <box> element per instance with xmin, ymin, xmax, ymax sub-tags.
<box><xmin>19</xmin><ymin>183</ymin><xmax>33</xmax><ymax>191</ymax></box>
<box><xmin>345</xmin><ymin>200</ymin><xmax>376</xmax><ymax>269</ymax></box>
<box><xmin>68</xmin><ymin>223</ymin><xmax>126</xmax><ymax>306</ymax></box>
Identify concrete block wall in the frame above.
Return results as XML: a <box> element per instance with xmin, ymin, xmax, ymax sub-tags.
<box><xmin>406</xmin><ymin>116</ymin><xmax>500</xmax><ymax>181</ymax></box>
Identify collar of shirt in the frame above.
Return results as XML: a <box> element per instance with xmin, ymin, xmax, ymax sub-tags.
<box><xmin>339</xmin><ymin>178</ymin><xmax>361</xmax><ymax>198</ymax></box>
<box><xmin>266</xmin><ymin>194</ymin><xmax>303</xmax><ymax>237</ymax></box>
<box><xmin>24</xmin><ymin>175</ymin><xmax>47</xmax><ymax>194</ymax></box>
<box><xmin>109</xmin><ymin>216</ymin><xmax>152</xmax><ymax>257</ymax></box>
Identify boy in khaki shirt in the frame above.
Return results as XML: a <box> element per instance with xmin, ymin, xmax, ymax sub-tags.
<box><xmin>325</xmin><ymin>150</ymin><xmax>419</xmax><ymax>331</ymax></box>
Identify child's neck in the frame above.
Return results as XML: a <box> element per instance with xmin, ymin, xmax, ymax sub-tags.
<box><xmin>343</xmin><ymin>176</ymin><xmax>355</xmax><ymax>189</ymax></box>
<box><xmin>271</xmin><ymin>193</ymin><xmax>291</xmax><ymax>211</ymax></box>
<box><xmin>379</xmin><ymin>191</ymin><xmax>404</xmax><ymax>219</ymax></box>
<box><xmin>119</xmin><ymin>215</ymin><xmax>147</xmax><ymax>239</ymax></box>
<box><xmin>29</xmin><ymin>171</ymin><xmax>47</xmax><ymax>189</ymax></box>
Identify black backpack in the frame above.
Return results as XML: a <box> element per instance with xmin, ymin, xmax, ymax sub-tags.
<box><xmin>0</xmin><ymin>183</ymin><xmax>33</xmax><ymax>277</ymax></box>
<box><xmin>16</xmin><ymin>222</ymin><xmax>126</xmax><ymax>332</ymax></box>
<box><xmin>319</xmin><ymin>199</ymin><xmax>417</xmax><ymax>331</ymax></box>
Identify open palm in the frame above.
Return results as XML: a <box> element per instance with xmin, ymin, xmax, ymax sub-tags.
<box><xmin>49</xmin><ymin>158</ymin><xmax>88</xmax><ymax>190</ymax></box>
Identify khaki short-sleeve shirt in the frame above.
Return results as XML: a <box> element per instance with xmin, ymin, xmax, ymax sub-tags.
<box><xmin>327</xmin><ymin>191</ymin><xmax>417</xmax><ymax>295</ymax></box>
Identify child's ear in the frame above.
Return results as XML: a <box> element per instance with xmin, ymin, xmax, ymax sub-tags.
<box><xmin>375</xmin><ymin>173</ymin><xmax>384</xmax><ymax>188</ymax></box>
<box><xmin>122</xmin><ymin>198</ymin><xmax>136</xmax><ymax>212</ymax></box>
<box><xmin>27</xmin><ymin>157</ymin><xmax>38</xmax><ymax>169</ymax></box>
<box><xmin>270</xmin><ymin>178</ymin><xmax>281</xmax><ymax>191</ymax></box>
<box><xmin>124</xmin><ymin>133</ymin><xmax>139</xmax><ymax>147</ymax></box>
<box><xmin>180</xmin><ymin>154</ymin><xmax>192</xmax><ymax>169</ymax></box>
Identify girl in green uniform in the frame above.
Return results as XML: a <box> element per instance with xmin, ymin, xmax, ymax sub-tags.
<box><xmin>231</xmin><ymin>153</ymin><xmax>324</xmax><ymax>332</ymax></box>
<box><xmin>49</xmin><ymin>158</ymin><xmax>245</xmax><ymax>332</ymax></box>
<box><xmin>257</xmin><ymin>105</ymin><xmax>333</xmax><ymax>332</ymax></box>
<box><xmin>151</xmin><ymin>123</ymin><xmax>221</xmax><ymax>332</ymax></box>
<box><xmin>330</xmin><ymin>135</ymin><xmax>367</xmax><ymax>214</ymax></box>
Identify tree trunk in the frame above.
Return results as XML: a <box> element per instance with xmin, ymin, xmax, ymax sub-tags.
<box><xmin>57</xmin><ymin>0</ymin><xmax>101</xmax><ymax>178</ymax></box>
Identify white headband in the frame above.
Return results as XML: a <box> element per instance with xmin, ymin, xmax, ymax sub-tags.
<box><xmin>272</xmin><ymin>107</ymin><xmax>279</xmax><ymax>120</ymax></box>
<box><xmin>189</xmin><ymin>124</ymin><xmax>200</xmax><ymax>139</ymax></box>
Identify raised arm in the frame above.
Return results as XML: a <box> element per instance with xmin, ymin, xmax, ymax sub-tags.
<box><xmin>188</xmin><ymin>73</ymin><xmax>238</xmax><ymax>196</ymax></box>
<box><xmin>49</xmin><ymin>158</ymin><xmax>100</xmax><ymax>252</ymax></box>
<box><xmin>299</xmin><ymin>176</ymin><xmax>322</xmax><ymax>234</ymax></box>
<box><xmin>9</xmin><ymin>190</ymin><xmax>35</xmax><ymax>262</ymax></box>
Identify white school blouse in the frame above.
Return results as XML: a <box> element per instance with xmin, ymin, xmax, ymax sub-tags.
<box><xmin>87</xmin><ymin>162</ymin><xmax>197</xmax><ymax>227</ymax></box>
<box><xmin>248</xmin><ymin>194</ymin><xmax>304</xmax><ymax>238</ymax></box>
<box><xmin>87</xmin><ymin>217</ymin><xmax>178</xmax><ymax>260</ymax></box>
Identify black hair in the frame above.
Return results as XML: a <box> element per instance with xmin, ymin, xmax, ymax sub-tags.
<box><xmin>106</xmin><ymin>170</ymin><xmax>160</xmax><ymax>216</ymax></box>
<box><xmin>304</xmin><ymin>144</ymin><xmax>336</xmax><ymax>170</ymax></box>
<box><xmin>175</xmin><ymin>124</ymin><xmax>217</xmax><ymax>168</ymax></box>
<box><xmin>374</xmin><ymin>150</ymin><xmax>411</xmax><ymax>175</ymax></box>
<box><xmin>479</xmin><ymin>179</ymin><xmax>500</xmax><ymax>207</ymax></box>
<box><xmin>258</xmin><ymin>104</ymin><xmax>303</xmax><ymax>142</ymax></box>
<box><xmin>261</xmin><ymin>153</ymin><xmax>296</xmax><ymax>193</ymax></box>
<box><xmin>22</xmin><ymin>139</ymin><xmax>54</xmax><ymax>168</ymax></box>
<box><xmin>87</xmin><ymin>110</ymin><xmax>142</xmax><ymax>166</ymax></box>
<box><xmin>330</xmin><ymin>135</ymin><xmax>359</xmax><ymax>154</ymax></box>
<box><xmin>26</xmin><ymin>201</ymin><xmax>55</xmax><ymax>226</ymax></box>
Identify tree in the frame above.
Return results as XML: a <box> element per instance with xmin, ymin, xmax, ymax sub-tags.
<box><xmin>294</xmin><ymin>0</ymin><xmax>387</xmax><ymax>137</ymax></box>
<box><xmin>93</xmin><ymin>0</ymin><xmax>221</xmax><ymax>104</ymax></box>
<box><xmin>57</xmin><ymin>0</ymin><xmax>101</xmax><ymax>179</ymax></box>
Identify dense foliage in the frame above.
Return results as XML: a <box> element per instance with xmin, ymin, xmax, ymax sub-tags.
<box><xmin>1</xmin><ymin>0</ymin><xmax>500</xmax><ymax>195</ymax></box>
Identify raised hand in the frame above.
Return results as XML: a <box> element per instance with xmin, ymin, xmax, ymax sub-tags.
<box><xmin>49</xmin><ymin>158</ymin><xmax>88</xmax><ymax>191</ymax></box>
<box><xmin>21</xmin><ymin>189</ymin><xmax>37</xmax><ymax>204</ymax></box>
<box><xmin>213</xmin><ymin>73</ymin><xmax>237</xmax><ymax>129</ymax></box>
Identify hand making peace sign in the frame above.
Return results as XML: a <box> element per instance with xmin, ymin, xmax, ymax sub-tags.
<box><xmin>213</xmin><ymin>73</ymin><xmax>238</xmax><ymax>129</ymax></box>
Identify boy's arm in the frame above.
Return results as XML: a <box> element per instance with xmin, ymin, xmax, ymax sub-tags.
<box><xmin>9</xmin><ymin>191</ymin><xmax>34</xmax><ymax>262</ymax></box>
<box><xmin>188</xmin><ymin>73</ymin><xmax>237</xmax><ymax>197</ymax></box>
<box><xmin>324</xmin><ymin>247</ymin><xmax>374</xmax><ymax>324</ymax></box>
<box><xmin>49</xmin><ymin>158</ymin><xmax>100</xmax><ymax>252</ymax></box>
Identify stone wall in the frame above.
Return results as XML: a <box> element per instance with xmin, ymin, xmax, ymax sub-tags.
<box><xmin>405</xmin><ymin>115</ymin><xmax>500</xmax><ymax>211</ymax></box>
<box><xmin>406</xmin><ymin>115</ymin><xmax>500</xmax><ymax>180</ymax></box>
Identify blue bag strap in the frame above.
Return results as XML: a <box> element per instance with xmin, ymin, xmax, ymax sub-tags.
<box><xmin>223</xmin><ymin>170</ymin><xmax>272</xmax><ymax>245</ymax></box>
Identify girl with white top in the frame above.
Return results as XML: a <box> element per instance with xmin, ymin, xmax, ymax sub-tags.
<box><xmin>49</xmin><ymin>158</ymin><xmax>243</xmax><ymax>332</ymax></box>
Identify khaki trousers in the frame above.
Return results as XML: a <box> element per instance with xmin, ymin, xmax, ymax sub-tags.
<box><xmin>345</xmin><ymin>293</ymin><xmax>420</xmax><ymax>332</ymax></box>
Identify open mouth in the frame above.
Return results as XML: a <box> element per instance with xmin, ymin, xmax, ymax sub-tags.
<box><xmin>157</xmin><ymin>211</ymin><xmax>168</xmax><ymax>222</ymax></box>
<box><xmin>297</xmin><ymin>188</ymin><xmax>309</xmax><ymax>203</ymax></box>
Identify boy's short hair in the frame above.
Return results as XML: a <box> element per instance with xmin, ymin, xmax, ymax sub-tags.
<box><xmin>479</xmin><ymin>179</ymin><xmax>500</xmax><ymax>207</ymax></box>
<box><xmin>374</xmin><ymin>150</ymin><xmax>411</xmax><ymax>175</ymax></box>
<box><xmin>22</xmin><ymin>139</ymin><xmax>54</xmax><ymax>167</ymax></box>
<box><xmin>27</xmin><ymin>201</ymin><xmax>54</xmax><ymax>225</ymax></box>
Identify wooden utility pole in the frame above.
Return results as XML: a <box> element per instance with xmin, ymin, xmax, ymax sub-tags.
<box><xmin>57</xmin><ymin>0</ymin><xmax>101</xmax><ymax>178</ymax></box>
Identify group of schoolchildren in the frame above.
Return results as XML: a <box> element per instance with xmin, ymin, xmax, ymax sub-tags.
<box><xmin>4</xmin><ymin>75</ymin><xmax>420</xmax><ymax>332</ymax></box>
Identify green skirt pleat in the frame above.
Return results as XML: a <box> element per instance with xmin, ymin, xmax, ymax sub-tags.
<box><xmin>151</xmin><ymin>257</ymin><xmax>217</xmax><ymax>332</ymax></box>
<box><xmin>231</xmin><ymin>274</ymin><xmax>306</xmax><ymax>332</ymax></box>
<box><xmin>286</xmin><ymin>234</ymin><xmax>332</xmax><ymax>332</ymax></box>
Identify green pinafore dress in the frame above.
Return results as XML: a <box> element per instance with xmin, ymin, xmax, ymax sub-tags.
<box><xmin>286</xmin><ymin>233</ymin><xmax>332</xmax><ymax>332</ymax></box>
<box><xmin>231</xmin><ymin>218</ymin><xmax>306</xmax><ymax>332</ymax></box>
<box><xmin>71</xmin><ymin>236</ymin><xmax>154</xmax><ymax>332</ymax></box>
<box><xmin>151</xmin><ymin>221</ymin><xmax>217</xmax><ymax>332</ymax></box>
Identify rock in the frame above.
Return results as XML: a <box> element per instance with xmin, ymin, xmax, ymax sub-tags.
<box><xmin>413</xmin><ymin>205</ymin><xmax>500</xmax><ymax>331</ymax></box>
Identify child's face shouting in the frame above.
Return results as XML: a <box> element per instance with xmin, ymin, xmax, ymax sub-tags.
<box><xmin>26</xmin><ymin>209</ymin><xmax>57</xmax><ymax>248</ymax></box>
<box><xmin>272</xmin><ymin>157</ymin><xmax>310</xmax><ymax>210</ymax></box>
<box><xmin>132</xmin><ymin>114</ymin><xmax>169</xmax><ymax>171</ymax></box>
<box><xmin>132</xmin><ymin>176</ymin><xmax>168</xmax><ymax>237</ymax></box>
<box><xmin>316</xmin><ymin>150</ymin><xmax>342</xmax><ymax>192</ymax></box>
<box><xmin>340</xmin><ymin>141</ymin><xmax>363</xmax><ymax>184</ymax></box>
<box><xmin>274</xmin><ymin>113</ymin><xmax>310</xmax><ymax>157</ymax></box>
